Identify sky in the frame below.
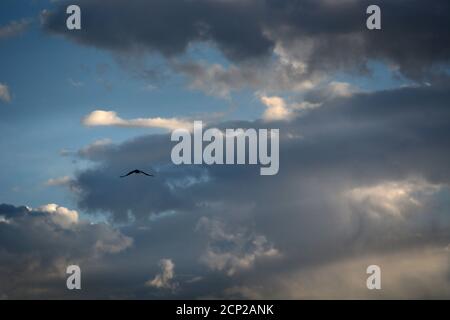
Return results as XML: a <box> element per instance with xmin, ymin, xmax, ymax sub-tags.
<box><xmin>0</xmin><ymin>0</ymin><xmax>449</xmax><ymax>299</ymax></box>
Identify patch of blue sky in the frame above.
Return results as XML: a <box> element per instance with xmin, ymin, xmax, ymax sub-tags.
<box><xmin>333</xmin><ymin>60</ymin><xmax>414</xmax><ymax>92</ymax></box>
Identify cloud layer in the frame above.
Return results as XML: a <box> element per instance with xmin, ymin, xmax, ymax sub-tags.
<box><xmin>1</xmin><ymin>81</ymin><xmax>449</xmax><ymax>299</ymax></box>
<box><xmin>44</xmin><ymin>81</ymin><xmax>449</xmax><ymax>298</ymax></box>
<box><xmin>44</xmin><ymin>0</ymin><xmax>450</xmax><ymax>81</ymax></box>
<box><xmin>1</xmin><ymin>0</ymin><xmax>449</xmax><ymax>299</ymax></box>
<box><xmin>0</xmin><ymin>203</ymin><xmax>132</xmax><ymax>299</ymax></box>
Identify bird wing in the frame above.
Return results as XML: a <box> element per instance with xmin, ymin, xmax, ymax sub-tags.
<box><xmin>120</xmin><ymin>171</ymin><xmax>135</xmax><ymax>178</ymax></box>
<box><xmin>139</xmin><ymin>170</ymin><xmax>154</xmax><ymax>177</ymax></box>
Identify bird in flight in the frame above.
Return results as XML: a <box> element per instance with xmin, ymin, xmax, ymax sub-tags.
<box><xmin>120</xmin><ymin>169</ymin><xmax>154</xmax><ymax>178</ymax></box>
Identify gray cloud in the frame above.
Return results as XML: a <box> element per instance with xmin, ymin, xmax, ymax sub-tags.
<box><xmin>3</xmin><ymin>1</ymin><xmax>450</xmax><ymax>297</ymax></box>
<box><xmin>44</xmin><ymin>0</ymin><xmax>272</xmax><ymax>61</ymax></box>
<box><xmin>145</xmin><ymin>259</ymin><xmax>177</xmax><ymax>290</ymax></box>
<box><xmin>222</xmin><ymin>247</ymin><xmax>450</xmax><ymax>299</ymax></box>
<box><xmin>171</xmin><ymin>59</ymin><xmax>321</xmax><ymax>97</ymax></box>
<box><xmin>44</xmin><ymin>0</ymin><xmax>450</xmax><ymax>81</ymax></box>
<box><xmin>57</xmin><ymin>82</ymin><xmax>450</xmax><ymax>298</ymax></box>
<box><xmin>0</xmin><ymin>203</ymin><xmax>132</xmax><ymax>299</ymax></box>
<box><xmin>1</xmin><ymin>81</ymin><xmax>449</xmax><ymax>298</ymax></box>
<box><xmin>196</xmin><ymin>217</ymin><xmax>280</xmax><ymax>276</ymax></box>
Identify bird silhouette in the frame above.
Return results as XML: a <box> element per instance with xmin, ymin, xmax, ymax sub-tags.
<box><xmin>120</xmin><ymin>169</ymin><xmax>154</xmax><ymax>178</ymax></box>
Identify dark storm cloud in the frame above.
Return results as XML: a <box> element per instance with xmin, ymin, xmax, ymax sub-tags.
<box><xmin>1</xmin><ymin>82</ymin><xmax>450</xmax><ymax>298</ymax></box>
<box><xmin>5</xmin><ymin>0</ymin><xmax>448</xmax><ymax>298</ymax></box>
<box><xmin>62</xmin><ymin>82</ymin><xmax>450</xmax><ymax>298</ymax></box>
<box><xmin>287</xmin><ymin>82</ymin><xmax>450</xmax><ymax>184</ymax></box>
<box><xmin>43</xmin><ymin>0</ymin><xmax>272</xmax><ymax>61</ymax></box>
<box><xmin>44</xmin><ymin>0</ymin><xmax>450</xmax><ymax>79</ymax></box>
<box><xmin>0</xmin><ymin>203</ymin><xmax>132</xmax><ymax>299</ymax></box>
<box><xmin>265</xmin><ymin>0</ymin><xmax>450</xmax><ymax>78</ymax></box>
<box><xmin>72</xmin><ymin>134</ymin><xmax>197</xmax><ymax>221</ymax></box>
<box><xmin>73</xmin><ymin>82</ymin><xmax>450</xmax><ymax>221</ymax></box>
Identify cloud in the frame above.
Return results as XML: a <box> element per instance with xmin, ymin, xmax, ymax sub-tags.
<box><xmin>83</xmin><ymin>110</ymin><xmax>193</xmax><ymax>131</ymax></box>
<box><xmin>38</xmin><ymin>203</ymin><xmax>79</xmax><ymax>227</ymax></box>
<box><xmin>197</xmin><ymin>217</ymin><xmax>280</xmax><ymax>276</ymax></box>
<box><xmin>259</xmin><ymin>95</ymin><xmax>320</xmax><ymax>121</ymax></box>
<box><xmin>1</xmin><ymin>0</ymin><xmax>447</xmax><ymax>300</ymax></box>
<box><xmin>77</xmin><ymin>138</ymin><xmax>113</xmax><ymax>158</ymax></box>
<box><xmin>260</xmin><ymin>96</ymin><xmax>292</xmax><ymax>121</ymax></box>
<box><xmin>174</xmin><ymin>61</ymin><xmax>359</xmax><ymax>99</ymax></box>
<box><xmin>0</xmin><ymin>203</ymin><xmax>133</xmax><ymax>298</ymax></box>
<box><xmin>44</xmin><ymin>0</ymin><xmax>450</xmax><ymax>81</ymax></box>
<box><xmin>172</xmin><ymin>59</ymin><xmax>322</xmax><ymax>97</ymax></box>
<box><xmin>1</xmin><ymin>80</ymin><xmax>450</xmax><ymax>298</ymax></box>
<box><xmin>317</xmin><ymin>81</ymin><xmax>359</xmax><ymax>100</ymax></box>
<box><xmin>44</xmin><ymin>0</ymin><xmax>273</xmax><ymax>61</ymax></box>
<box><xmin>42</xmin><ymin>0</ymin><xmax>450</xmax><ymax>99</ymax></box>
<box><xmin>223</xmin><ymin>246</ymin><xmax>450</xmax><ymax>299</ymax></box>
<box><xmin>45</xmin><ymin>176</ymin><xmax>73</xmax><ymax>187</ymax></box>
<box><xmin>146</xmin><ymin>259</ymin><xmax>177</xmax><ymax>290</ymax></box>
<box><xmin>65</xmin><ymin>82</ymin><xmax>450</xmax><ymax>298</ymax></box>
<box><xmin>304</xmin><ymin>81</ymin><xmax>361</xmax><ymax>104</ymax></box>
<box><xmin>345</xmin><ymin>178</ymin><xmax>441</xmax><ymax>217</ymax></box>
<box><xmin>0</xmin><ymin>19</ymin><xmax>31</xmax><ymax>40</ymax></box>
<box><xmin>326</xmin><ymin>81</ymin><xmax>357</xmax><ymax>98</ymax></box>
<box><xmin>0</xmin><ymin>83</ymin><xmax>11</xmax><ymax>103</ymax></box>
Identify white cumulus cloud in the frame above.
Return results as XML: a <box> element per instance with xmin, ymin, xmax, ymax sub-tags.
<box><xmin>260</xmin><ymin>95</ymin><xmax>319</xmax><ymax>121</ymax></box>
<box><xmin>38</xmin><ymin>203</ymin><xmax>79</xmax><ymax>228</ymax></box>
<box><xmin>146</xmin><ymin>259</ymin><xmax>177</xmax><ymax>290</ymax></box>
<box><xmin>83</xmin><ymin>110</ymin><xmax>192</xmax><ymax>131</ymax></box>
